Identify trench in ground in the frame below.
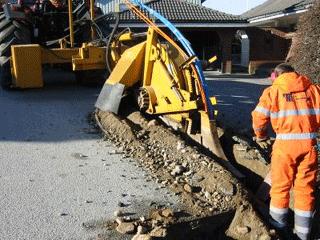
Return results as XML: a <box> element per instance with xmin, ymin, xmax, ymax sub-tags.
<box><xmin>91</xmin><ymin>97</ymin><xmax>273</xmax><ymax>239</ymax></box>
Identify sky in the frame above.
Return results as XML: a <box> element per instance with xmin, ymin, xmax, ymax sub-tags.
<box><xmin>203</xmin><ymin>0</ymin><xmax>267</xmax><ymax>15</ymax></box>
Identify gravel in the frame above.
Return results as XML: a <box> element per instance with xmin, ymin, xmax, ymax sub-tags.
<box><xmin>96</xmin><ymin>108</ymin><xmax>271</xmax><ymax>239</ymax></box>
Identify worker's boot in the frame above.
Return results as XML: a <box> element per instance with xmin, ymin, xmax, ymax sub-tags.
<box><xmin>277</xmin><ymin>226</ymin><xmax>295</xmax><ymax>240</ymax></box>
<box><xmin>294</xmin><ymin>229</ymin><xmax>310</xmax><ymax>240</ymax></box>
<box><xmin>269</xmin><ymin>208</ymin><xmax>295</xmax><ymax>240</ymax></box>
<box><xmin>294</xmin><ymin>209</ymin><xmax>314</xmax><ymax>240</ymax></box>
<box><xmin>294</xmin><ymin>231</ymin><xmax>310</xmax><ymax>240</ymax></box>
<box><xmin>269</xmin><ymin>219</ymin><xmax>294</xmax><ymax>240</ymax></box>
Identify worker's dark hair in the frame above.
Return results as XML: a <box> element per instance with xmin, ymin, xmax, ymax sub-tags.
<box><xmin>275</xmin><ymin>63</ymin><xmax>295</xmax><ymax>75</ymax></box>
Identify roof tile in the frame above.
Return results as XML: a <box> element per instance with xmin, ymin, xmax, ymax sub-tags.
<box><xmin>112</xmin><ymin>0</ymin><xmax>246</xmax><ymax>23</ymax></box>
<box><xmin>242</xmin><ymin>0</ymin><xmax>313</xmax><ymax>19</ymax></box>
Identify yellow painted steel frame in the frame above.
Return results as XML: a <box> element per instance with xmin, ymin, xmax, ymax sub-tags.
<box><xmin>11</xmin><ymin>44</ymin><xmax>43</xmax><ymax>88</ymax></box>
<box><xmin>98</xmin><ymin>27</ymin><xmax>238</xmax><ymax>171</ymax></box>
<box><xmin>106</xmin><ymin>27</ymin><xmax>201</xmax><ymax>115</ymax></box>
<box><xmin>72</xmin><ymin>44</ymin><xmax>106</xmax><ymax>70</ymax></box>
<box><xmin>68</xmin><ymin>0</ymin><xmax>74</xmax><ymax>47</ymax></box>
<box><xmin>106</xmin><ymin>42</ymin><xmax>146</xmax><ymax>87</ymax></box>
<box><xmin>10</xmin><ymin>44</ymin><xmax>106</xmax><ymax>88</ymax></box>
<box><xmin>142</xmin><ymin>28</ymin><xmax>199</xmax><ymax>115</ymax></box>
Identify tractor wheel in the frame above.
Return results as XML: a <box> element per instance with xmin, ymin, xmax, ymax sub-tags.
<box><xmin>0</xmin><ymin>14</ymin><xmax>31</xmax><ymax>90</ymax></box>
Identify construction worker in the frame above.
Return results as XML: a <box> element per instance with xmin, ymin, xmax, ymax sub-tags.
<box><xmin>252</xmin><ymin>63</ymin><xmax>319</xmax><ymax>240</ymax></box>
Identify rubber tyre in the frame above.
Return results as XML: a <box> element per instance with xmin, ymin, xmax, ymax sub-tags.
<box><xmin>0</xmin><ymin>14</ymin><xmax>31</xmax><ymax>90</ymax></box>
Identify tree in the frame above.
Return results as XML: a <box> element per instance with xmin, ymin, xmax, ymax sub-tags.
<box><xmin>290</xmin><ymin>0</ymin><xmax>320</xmax><ymax>83</ymax></box>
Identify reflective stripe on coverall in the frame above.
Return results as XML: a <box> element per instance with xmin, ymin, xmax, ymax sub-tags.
<box><xmin>252</xmin><ymin>72</ymin><xmax>319</xmax><ymax>239</ymax></box>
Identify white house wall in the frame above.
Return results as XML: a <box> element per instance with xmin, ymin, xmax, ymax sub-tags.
<box><xmin>241</xmin><ymin>35</ymin><xmax>250</xmax><ymax>67</ymax></box>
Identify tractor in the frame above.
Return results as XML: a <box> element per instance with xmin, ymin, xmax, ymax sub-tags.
<box><xmin>0</xmin><ymin>0</ymin><xmax>103</xmax><ymax>89</ymax></box>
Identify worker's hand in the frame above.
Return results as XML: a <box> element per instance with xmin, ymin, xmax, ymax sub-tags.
<box><xmin>254</xmin><ymin>137</ymin><xmax>272</xmax><ymax>150</ymax></box>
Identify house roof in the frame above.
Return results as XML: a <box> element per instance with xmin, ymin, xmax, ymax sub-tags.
<box><xmin>242</xmin><ymin>0</ymin><xmax>313</xmax><ymax>20</ymax></box>
<box><xmin>102</xmin><ymin>0</ymin><xmax>246</xmax><ymax>24</ymax></box>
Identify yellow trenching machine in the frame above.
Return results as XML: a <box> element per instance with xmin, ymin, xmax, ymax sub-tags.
<box><xmin>95</xmin><ymin>0</ymin><xmax>243</xmax><ymax>178</ymax></box>
<box><xmin>3</xmin><ymin>0</ymin><xmax>243</xmax><ymax>178</ymax></box>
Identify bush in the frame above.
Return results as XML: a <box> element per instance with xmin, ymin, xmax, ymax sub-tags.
<box><xmin>290</xmin><ymin>1</ymin><xmax>320</xmax><ymax>83</ymax></box>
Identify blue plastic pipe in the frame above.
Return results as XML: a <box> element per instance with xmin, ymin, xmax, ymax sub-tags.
<box><xmin>129</xmin><ymin>0</ymin><xmax>214</xmax><ymax>119</ymax></box>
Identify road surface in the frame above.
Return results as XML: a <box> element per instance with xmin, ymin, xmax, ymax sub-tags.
<box><xmin>206</xmin><ymin>72</ymin><xmax>270</xmax><ymax>132</ymax></box>
<box><xmin>0</xmin><ymin>72</ymin><xmax>179</xmax><ymax>240</ymax></box>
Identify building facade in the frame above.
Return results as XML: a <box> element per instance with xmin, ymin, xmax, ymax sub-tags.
<box><xmin>242</xmin><ymin>0</ymin><xmax>313</xmax><ymax>73</ymax></box>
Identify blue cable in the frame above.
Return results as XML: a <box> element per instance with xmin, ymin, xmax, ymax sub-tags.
<box><xmin>130</xmin><ymin>0</ymin><xmax>214</xmax><ymax>119</ymax></box>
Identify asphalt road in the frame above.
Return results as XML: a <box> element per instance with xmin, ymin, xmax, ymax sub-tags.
<box><xmin>0</xmin><ymin>72</ymin><xmax>179</xmax><ymax>240</ymax></box>
<box><xmin>0</xmin><ymin>71</ymin><xmax>271</xmax><ymax>239</ymax></box>
<box><xmin>205</xmin><ymin>72</ymin><xmax>271</xmax><ymax>132</ymax></box>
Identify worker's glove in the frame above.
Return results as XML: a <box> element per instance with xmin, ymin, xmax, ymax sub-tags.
<box><xmin>254</xmin><ymin>137</ymin><xmax>272</xmax><ymax>150</ymax></box>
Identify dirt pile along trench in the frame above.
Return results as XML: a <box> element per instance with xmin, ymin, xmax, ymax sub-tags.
<box><xmin>91</xmin><ymin>106</ymin><xmax>273</xmax><ymax>240</ymax></box>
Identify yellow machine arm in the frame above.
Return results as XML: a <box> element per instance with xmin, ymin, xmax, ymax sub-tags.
<box><xmin>96</xmin><ymin>26</ymin><xmax>214</xmax><ymax>145</ymax></box>
<box><xmin>95</xmin><ymin>9</ymin><xmax>243</xmax><ymax>178</ymax></box>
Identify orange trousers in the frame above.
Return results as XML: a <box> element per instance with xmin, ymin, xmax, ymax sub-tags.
<box><xmin>270</xmin><ymin>140</ymin><xmax>318</xmax><ymax>211</ymax></box>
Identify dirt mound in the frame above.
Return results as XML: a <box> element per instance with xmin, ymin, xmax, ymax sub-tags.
<box><xmin>94</xmin><ymin>109</ymin><xmax>271</xmax><ymax>239</ymax></box>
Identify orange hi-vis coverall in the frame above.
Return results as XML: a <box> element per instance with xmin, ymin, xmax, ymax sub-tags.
<box><xmin>252</xmin><ymin>72</ymin><xmax>319</xmax><ymax>240</ymax></box>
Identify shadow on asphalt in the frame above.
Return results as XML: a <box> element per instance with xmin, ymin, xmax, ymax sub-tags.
<box><xmin>0</xmin><ymin>70</ymin><xmax>103</xmax><ymax>142</ymax></box>
<box><xmin>206</xmin><ymin>77</ymin><xmax>270</xmax><ymax>132</ymax></box>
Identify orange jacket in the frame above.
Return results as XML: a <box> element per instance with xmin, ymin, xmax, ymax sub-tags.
<box><xmin>252</xmin><ymin>72</ymin><xmax>320</xmax><ymax>140</ymax></box>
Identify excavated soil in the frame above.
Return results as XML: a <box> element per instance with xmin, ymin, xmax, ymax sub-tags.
<box><xmin>91</xmin><ymin>106</ymin><xmax>273</xmax><ymax>240</ymax></box>
<box><xmin>90</xmin><ymin>98</ymin><xmax>320</xmax><ymax>239</ymax></box>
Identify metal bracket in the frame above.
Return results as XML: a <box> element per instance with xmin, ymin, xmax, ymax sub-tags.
<box><xmin>179</xmin><ymin>55</ymin><xmax>197</xmax><ymax>70</ymax></box>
